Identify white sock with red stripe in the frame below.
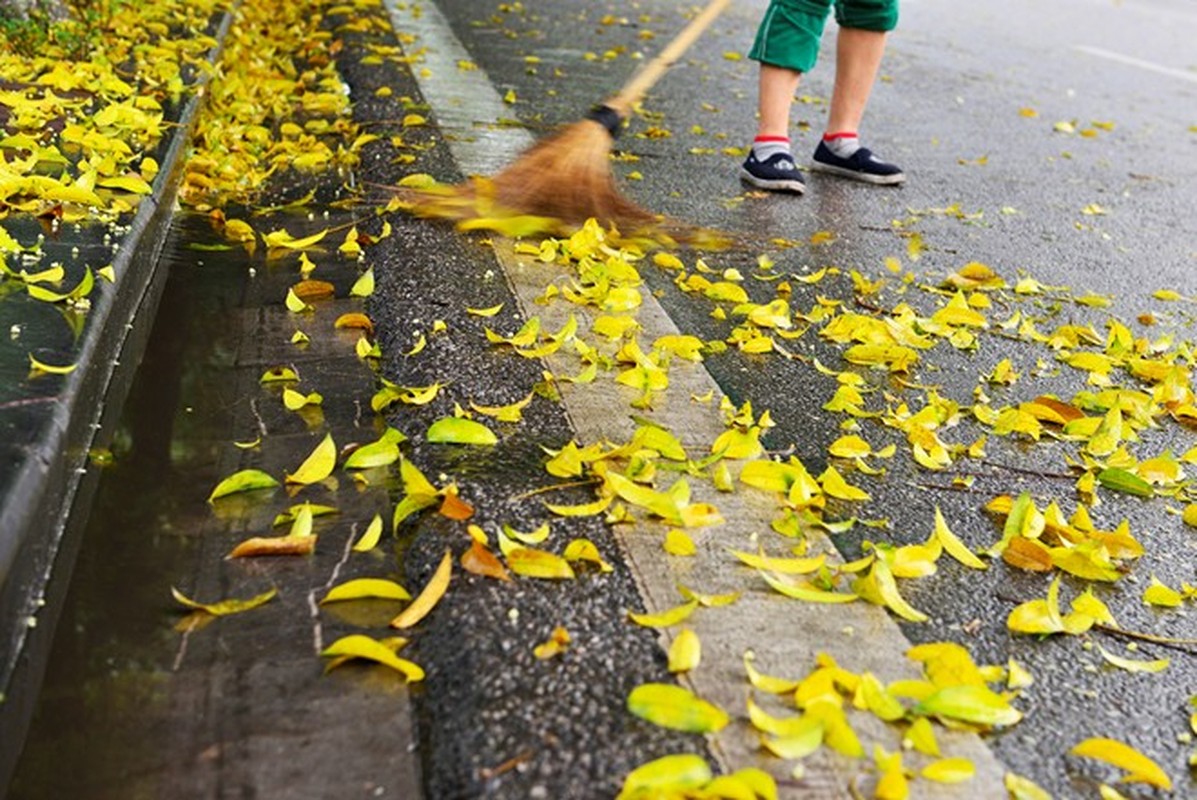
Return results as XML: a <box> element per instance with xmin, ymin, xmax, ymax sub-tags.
<box><xmin>823</xmin><ymin>131</ymin><xmax>860</xmax><ymax>158</ymax></box>
<box><xmin>751</xmin><ymin>135</ymin><xmax>792</xmax><ymax>162</ymax></box>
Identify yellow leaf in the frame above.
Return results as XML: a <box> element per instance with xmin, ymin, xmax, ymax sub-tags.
<box><xmin>507</xmin><ymin>547</ymin><xmax>576</xmax><ymax>580</ymax></box>
<box><xmin>819</xmin><ymin>465</ymin><xmax>871</xmax><ymax>501</ymax></box>
<box><xmin>285</xmin><ymin>433</ymin><xmax>337</xmax><ymax>484</ymax></box>
<box><xmin>743</xmin><ymin>650</ymin><xmax>800</xmax><ymax>694</ymax></box>
<box><xmin>1143</xmin><ymin>575</ymin><xmax>1183</xmax><ymax>608</ymax></box>
<box><xmin>760</xmin><ymin>571</ymin><xmax>857</xmax><ymax>604</ymax></box>
<box><xmin>628</xmin><ymin>600</ymin><xmax>699</xmax><ymax>628</ymax></box>
<box><xmin>391</xmin><ymin>549</ymin><xmax>453</xmax><ymax>628</ymax></box>
<box><xmin>321</xmin><ymin>634</ymin><xmax>423</xmax><ymax>681</ymax></box>
<box><xmin>914</xmin><ymin>685</ymin><xmax>1022</xmax><ymax>727</ymax></box>
<box><xmin>353</xmin><ymin>514</ymin><xmax>384</xmax><ymax>551</ymax></box>
<box><xmin>627</xmin><ymin>683</ymin><xmax>729</xmax><ymax>733</ymax></box>
<box><xmin>756</xmin><ymin>713</ymin><xmax>823</xmax><ymax>758</ymax></box>
<box><xmin>904</xmin><ymin>717</ymin><xmax>939</xmax><ymax>756</ymax></box>
<box><xmin>1096</xmin><ymin>645</ymin><xmax>1169</xmax><ymax>674</ymax></box>
<box><xmin>533</xmin><ymin>626</ymin><xmax>571</xmax><ymax>659</ymax></box>
<box><xmin>828</xmin><ymin>435</ymin><xmax>871</xmax><ymax>459</ymax></box>
<box><xmin>617</xmin><ymin>754</ymin><xmax>712</xmax><ymax>799</ymax></box>
<box><xmin>562</xmin><ymin>538</ymin><xmax>613</xmax><ymax>572</ymax></box>
<box><xmin>932</xmin><ymin>506</ymin><xmax>987</xmax><ymax>569</ymax></box>
<box><xmin>470</xmin><ymin>392</ymin><xmax>534</xmax><ymax>423</ymax></box>
<box><xmin>921</xmin><ymin>757</ymin><xmax>975</xmax><ymax>784</ymax></box>
<box><xmin>544</xmin><ymin>495</ymin><xmax>614</xmax><ymax>517</ymax></box>
<box><xmin>171</xmin><ymin>586</ymin><xmax>277</xmax><ymax>617</ymax></box>
<box><xmin>285</xmin><ymin>287</ymin><xmax>311</xmax><ymax>312</ymax></box>
<box><xmin>28</xmin><ymin>354</ymin><xmax>76</xmax><ymax>375</ymax></box>
<box><xmin>264</xmin><ymin>227</ymin><xmax>327</xmax><ymax>250</ymax></box>
<box><xmin>466</xmin><ymin>303</ymin><xmax>503</xmax><ymax>316</ymax></box>
<box><xmin>320</xmin><ymin>578</ymin><xmax>410</xmax><ymax>604</ymax></box>
<box><xmin>1005</xmin><ymin>772</ymin><xmax>1052</xmax><ymax>800</ymax></box>
<box><xmin>730</xmin><ymin>549</ymin><xmax>825</xmax><ymax>575</ymax></box>
<box><xmin>1070</xmin><ymin>737</ymin><xmax>1172</xmax><ymax>789</ymax></box>
<box><xmin>663</xmin><ymin>529</ymin><xmax>696</xmax><ymax>556</ymax></box>
<box><xmin>667</xmin><ymin>629</ymin><xmax>701</xmax><ymax>672</ymax></box>
<box><xmin>350</xmin><ymin>267</ymin><xmax>374</xmax><ymax>297</ymax></box>
<box><xmin>861</xmin><ymin>558</ymin><xmax>927</xmax><ymax>622</ymax></box>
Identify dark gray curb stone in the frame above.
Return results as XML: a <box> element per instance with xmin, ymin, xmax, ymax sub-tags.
<box><xmin>0</xmin><ymin>9</ymin><xmax>236</xmax><ymax>791</ymax></box>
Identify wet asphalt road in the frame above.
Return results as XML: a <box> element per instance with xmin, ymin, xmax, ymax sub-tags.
<box><xmin>389</xmin><ymin>0</ymin><xmax>1197</xmax><ymax>797</ymax></box>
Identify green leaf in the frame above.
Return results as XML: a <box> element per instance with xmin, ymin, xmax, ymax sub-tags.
<box><xmin>208</xmin><ymin>468</ymin><xmax>280</xmax><ymax>501</ymax></box>
<box><xmin>1097</xmin><ymin>468</ymin><xmax>1153</xmax><ymax>498</ymax></box>
<box><xmin>915</xmin><ymin>685</ymin><xmax>1022</xmax><ymax>727</ymax></box>
<box><xmin>426</xmin><ymin>417</ymin><xmax>498</xmax><ymax>446</ymax></box>
<box><xmin>617</xmin><ymin>754</ymin><xmax>712</xmax><ymax>800</ymax></box>
<box><xmin>627</xmin><ymin>683</ymin><xmax>729</xmax><ymax>733</ymax></box>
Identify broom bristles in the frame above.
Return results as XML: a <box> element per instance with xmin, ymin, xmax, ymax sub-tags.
<box><xmin>488</xmin><ymin>119</ymin><xmax>657</xmax><ymax>229</ymax></box>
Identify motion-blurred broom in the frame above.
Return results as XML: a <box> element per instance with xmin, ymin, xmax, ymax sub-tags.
<box><xmin>411</xmin><ymin>0</ymin><xmax>732</xmax><ymax>232</ymax></box>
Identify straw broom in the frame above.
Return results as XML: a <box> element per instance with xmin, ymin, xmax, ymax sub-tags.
<box><xmin>435</xmin><ymin>0</ymin><xmax>732</xmax><ymax>231</ymax></box>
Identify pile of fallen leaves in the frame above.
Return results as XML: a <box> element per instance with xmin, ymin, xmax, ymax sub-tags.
<box><xmin>0</xmin><ymin>0</ymin><xmax>220</xmax><ymax>223</ymax></box>
<box><xmin>179</xmin><ymin>0</ymin><xmax>377</xmax><ymax>209</ymax></box>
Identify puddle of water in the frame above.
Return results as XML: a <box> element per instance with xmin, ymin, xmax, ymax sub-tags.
<box><xmin>7</xmin><ymin>213</ymin><xmax>256</xmax><ymax>798</ymax></box>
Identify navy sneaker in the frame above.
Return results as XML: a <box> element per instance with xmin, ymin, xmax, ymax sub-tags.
<box><xmin>740</xmin><ymin>151</ymin><xmax>806</xmax><ymax>194</ymax></box>
<box><xmin>810</xmin><ymin>141</ymin><xmax>905</xmax><ymax>185</ymax></box>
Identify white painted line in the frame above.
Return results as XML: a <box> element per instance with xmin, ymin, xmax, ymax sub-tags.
<box><xmin>383</xmin><ymin>1</ymin><xmax>1010</xmax><ymax>796</ymax></box>
<box><xmin>1075</xmin><ymin>45</ymin><xmax>1197</xmax><ymax>84</ymax></box>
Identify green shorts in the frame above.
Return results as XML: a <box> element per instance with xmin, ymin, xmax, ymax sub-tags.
<box><xmin>748</xmin><ymin>0</ymin><xmax>899</xmax><ymax>74</ymax></box>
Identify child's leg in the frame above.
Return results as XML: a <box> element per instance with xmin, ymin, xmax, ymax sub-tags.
<box><xmin>826</xmin><ymin>27</ymin><xmax>887</xmax><ymax>137</ymax></box>
<box><xmin>742</xmin><ymin>0</ymin><xmax>833</xmax><ymax>193</ymax></box>
<box><xmin>757</xmin><ymin>63</ymin><xmax>803</xmax><ymax>139</ymax></box>
<box><xmin>811</xmin><ymin>0</ymin><xmax>904</xmax><ymax>183</ymax></box>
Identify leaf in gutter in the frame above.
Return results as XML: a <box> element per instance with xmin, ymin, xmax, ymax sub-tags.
<box><xmin>352</xmin><ymin>514</ymin><xmax>384</xmax><ymax>551</ymax></box>
<box><xmin>320</xmin><ymin>578</ymin><xmax>410</xmax><ymax>604</ymax></box>
<box><xmin>208</xmin><ymin>468</ymin><xmax>279</xmax><ymax>501</ymax></box>
<box><xmin>391</xmin><ymin>549</ymin><xmax>452</xmax><ymax>628</ymax></box>
<box><xmin>321</xmin><ymin>634</ymin><xmax>424</xmax><ymax>681</ymax></box>
<box><xmin>286</xmin><ymin>433</ymin><xmax>336</xmax><ymax>484</ymax></box>
<box><xmin>171</xmin><ymin>586</ymin><xmax>277</xmax><ymax>616</ymax></box>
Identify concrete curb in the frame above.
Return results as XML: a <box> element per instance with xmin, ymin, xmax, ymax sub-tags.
<box><xmin>0</xmin><ymin>8</ymin><xmax>236</xmax><ymax>791</ymax></box>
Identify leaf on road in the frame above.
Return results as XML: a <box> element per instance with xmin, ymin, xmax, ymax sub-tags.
<box><xmin>1070</xmin><ymin>737</ymin><xmax>1172</xmax><ymax>789</ymax></box>
<box><xmin>1096</xmin><ymin>645</ymin><xmax>1168</xmax><ymax>674</ymax></box>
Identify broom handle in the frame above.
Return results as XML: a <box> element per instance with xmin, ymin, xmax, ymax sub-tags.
<box><xmin>603</xmin><ymin>0</ymin><xmax>733</xmax><ymax>117</ymax></box>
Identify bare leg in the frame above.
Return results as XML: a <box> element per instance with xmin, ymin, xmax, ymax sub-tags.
<box><xmin>756</xmin><ymin>63</ymin><xmax>802</xmax><ymax>139</ymax></box>
<box><xmin>826</xmin><ymin>27</ymin><xmax>887</xmax><ymax>134</ymax></box>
